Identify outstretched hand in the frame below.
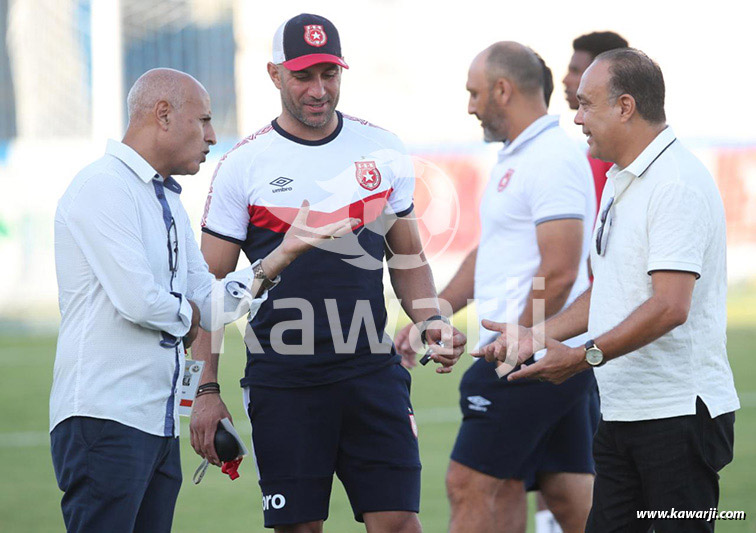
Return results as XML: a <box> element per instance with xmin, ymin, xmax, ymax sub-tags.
<box><xmin>470</xmin><ymin>320</ymin><xmax>544</xmax><ymax>376</ymax></box>
<box><xmin>280</xmin><ymin>200</ymin><xmax>361</xmax><ymax>258</ymax></box>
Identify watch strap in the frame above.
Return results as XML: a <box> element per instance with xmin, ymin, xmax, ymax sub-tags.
<box><xmin>252</xmin><ymin>259</ymin><xmax>280</xmax><ymax>298</ymax></box>
<box><xmin>418</xmin><ymin>314</ymin><xmax>450</xmax><ymax>345</ymax></box>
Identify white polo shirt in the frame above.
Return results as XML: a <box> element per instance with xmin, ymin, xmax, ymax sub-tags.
<box><xmin>589</xmin><ymin>127</ymin><xmax>740</xmax><ymax>421</ymax></box>
<box><xmin>51</xmin><ymin>140</ymin><xmax>265</xmax><ymax>437</ymax></box>
<box><xmin>475</xmin><ymin>115</ymin><xmax>595</xmax><ymax>347</ymax></box>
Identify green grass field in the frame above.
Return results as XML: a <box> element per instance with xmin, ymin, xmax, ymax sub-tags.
<box><xmin>1</xmin><ymin>293</ymin><xmax>755</xmax><ymax>532</ymax></box>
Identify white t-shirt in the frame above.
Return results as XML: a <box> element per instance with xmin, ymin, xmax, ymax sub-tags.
<box><xmin>475</xmin><ymin>115</ymin><xmax>595</xmax><ymax>348</ymax></box>
<box><xmin>589</xmin><ymin>126</ymin><xmax>740</xmax><ymax>421</ymax></box>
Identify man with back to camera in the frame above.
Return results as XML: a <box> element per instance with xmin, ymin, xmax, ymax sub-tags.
<box><xmin>563</xmin><ymin>31</ymin><xmax>629</xmax><ymax>212</ymax></box>
<box><xmin>49</xmin><ymin>68</ymin><xmax>355</xmax><ymax>533</ymax></box>
<box><xmin>398</xmin><ymin>42</ymin><xmax>597</xmax><ymax>533</ymax></box>
<box><xmin>189</xmin><ymin>13</ymin><xmax>467</xmax><ymax>533</ymax></box>
<box><xmin>479</xmin><ymin>48</ymin><xmax>739</xmax><ymax>533</ymax></box>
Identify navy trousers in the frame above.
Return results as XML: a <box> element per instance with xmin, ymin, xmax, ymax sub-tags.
<box><xmin>51</xmin><ymin>417</ymin><xmax>182</xmax><ymax>533</ymax></box>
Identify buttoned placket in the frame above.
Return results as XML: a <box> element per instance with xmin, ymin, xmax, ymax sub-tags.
<box><xmin>152</xmin><ymin>175</ymin><xmax>182</xmax><ymax>437</ymax></box>
<box><xmin>600</xmin><ymin>138</ymin><xmax>679</xmax><ymax>256</ymax></box>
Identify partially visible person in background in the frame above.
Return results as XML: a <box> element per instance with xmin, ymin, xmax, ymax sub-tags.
<box><xmin>563</xmin><ymin>31</ymin><xmax>629</xmax><ymax>212</ymax></box>
<box><xmin>49</xmin><ymin>68</ymin><xmax>353</xmax><ymax>533</ymax></box>
<box><xmin>534</xmin><ymin>50</ymin><xmax>554</xmax><ymax>108</ymax></box>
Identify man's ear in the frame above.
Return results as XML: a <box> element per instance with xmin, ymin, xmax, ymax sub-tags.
<box><xmin>155</xmin><ymin>100</ymin><xmax>171</xmax><ymax>130</ymax></box>
<box><xmin>617</xmin><ymin>94</ymin><xmax>636</xmax><ymax>123</ymax></box>
<box><xmin>267</xmin><ymin>62</ymin><xmax>283</xmax><ymax>90</ymax></box>
<box><xmin>494</xmin><ymin>78</ymin><xmax>513</xmax><ymax>107</ymax></box>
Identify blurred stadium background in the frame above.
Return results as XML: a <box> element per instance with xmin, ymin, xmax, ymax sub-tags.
<box><xmin>0</xmin><ymin>0</ymin><xmax>754</xmax><ymax>531</ymax></box>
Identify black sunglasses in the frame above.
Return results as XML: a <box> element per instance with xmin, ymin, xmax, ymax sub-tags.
<box><xmin>595</xmin><ymin>196</ymin><xmax>615</xmax><ymax>256</ymax></box>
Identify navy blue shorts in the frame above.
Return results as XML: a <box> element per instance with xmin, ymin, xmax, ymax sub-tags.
<box><xmin>451</xmin><ymin>358</ymin><xmax>599</xmax><ymax>489</ymax></box>
<box><xmin>244</xmin><ymin>363</ymin><xmax>421</xmax><ymax>528</ymax></box>
<box><xmin>50</xmin><ymin>416</ymin><xmax>181</xmax><ymax>533</ymax></box>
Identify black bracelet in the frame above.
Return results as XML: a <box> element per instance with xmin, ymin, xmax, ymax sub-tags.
<box><xmin>197</xmin><ymin>382</ymin><xmax>220</xmax><ymax>394</ymax></box>
<box><xmin>419</xmin><ymin>314</ymin><xmax>450</xmax><ymax>345</ymax></box>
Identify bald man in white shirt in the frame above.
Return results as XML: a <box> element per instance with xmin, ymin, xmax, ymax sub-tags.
<box><xmin>394</xmin><ymin>42</ymin><xmax>597</xmax><ymax>533</ymax></box>
<box><xmin>50</xmin><ymin>68</ymin><xmax>356</xmax><ymax>533</ymax></box>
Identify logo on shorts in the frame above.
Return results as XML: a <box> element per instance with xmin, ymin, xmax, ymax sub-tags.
<box><xmin>408</xmin><ymin>408</ymin><xmax>419</xmax><ymax>439</ymax></box>
<box><xmin>304</xmin><ymin>25</ymin><xmax>327</xmax><ymax>47</ymax></box>
<box><xmin>262</xmin><ymin>493</ymin><xmax>286</xmax><ymax>511</ymax></box>
<box><xmin>355</xmin><ymin>161</ymin><xmax>382</xmax><ymax>191</ymax></box>
<box><xmin>467</xmin><ymin>395</ymin><xmax>491</xmax><ymax>412</ymax></box>
<box><xmin>270</xmin><ymin>176</ymin><xmax>294</xmax><ymax>193</ymax></box>
<box><xmin>497</xmin><ymin>169</ymin><xmax>514</xmax><ymax>192</ymax></box>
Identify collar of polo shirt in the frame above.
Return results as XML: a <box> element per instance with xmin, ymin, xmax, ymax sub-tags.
<box><xmin>106</xmin><ymin>139</ymin><xmax>182</xmax><ymax>194</ymax></box>
<box><xmin>608</xmin><ymin>126</ymin><xmax>676</xmax><ymax>181</ymax></box>
<box><xmin>605</xmin><ymin>127</ymin><xmax>677</xmax><ymax>201</ymax></box>
<box><xmin>499</xmin><ymin>115</ymin><xmax>560</xmax><ymax>159</ymax></box>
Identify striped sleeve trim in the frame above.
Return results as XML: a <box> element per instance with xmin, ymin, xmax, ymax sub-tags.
<box><xmin>534</xmin><ymin>213</ymin><xmax>585</xmax><ymax>225</ymax></box>
<box><xmin>394</xmin><ymin>203</ymin><xmax>415</xmax><ymax>218</ymax></box>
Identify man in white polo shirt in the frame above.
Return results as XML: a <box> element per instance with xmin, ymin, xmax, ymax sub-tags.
<box><xmin>394</xmin><ymin>42</ymin><xmax>597</xmax><ymax>533</ymax></box>
<box><xmin>480</xmin><ymin>49</ymin><xmax>739</xmax><ymax>532</ymax></box>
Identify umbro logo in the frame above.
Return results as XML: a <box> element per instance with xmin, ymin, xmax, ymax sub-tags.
<box><xmin>467</xmin><ymin>395</ymin><xmax>492</xmax><ymax>412</ymax></box>
<box><xmin>270</xmin><ymin>177</ymin><xmax>293</xmax><ymax>193</ymax></box>
<box><xmin>262</xmin><ymin>493</ymin><xmax>286</xmax><ymax>511</ymax></box>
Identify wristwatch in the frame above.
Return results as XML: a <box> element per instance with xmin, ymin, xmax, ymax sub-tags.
<box><xmin>252</xmin><ymin>259</ymin><xmax>280</xmax><ymax>298</ymax></box>
<box><xmin>584</xmin><ymin>339</ymin><xmax>605</xmax><ymax>367</ymax></box>
<box><xmin>418</xmin><ymin>314</ymin><xmax>450</xmax><ymax>345</ymax></box>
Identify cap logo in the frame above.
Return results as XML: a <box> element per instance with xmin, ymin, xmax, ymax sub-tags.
<box><xmin>304</xmin><ymin>25</ymin><xmax>327</xmax><ymax>47</ymax></box>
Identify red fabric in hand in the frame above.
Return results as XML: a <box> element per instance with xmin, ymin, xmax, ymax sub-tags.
<box><xmin>221</xmin><ymin>457</ymin><xmax>243</xmax><ymax>480</ymax></box>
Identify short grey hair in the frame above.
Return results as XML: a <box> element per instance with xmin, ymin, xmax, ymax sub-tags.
<box><xmin>485</xmin><ymin>41</ymin><xmax>544</xmax><ymax>96</ymax></box>
<box><xmin>126</xmin><ymin>68</ymin><xmax>198</xmax><ymax>120</ymax></box>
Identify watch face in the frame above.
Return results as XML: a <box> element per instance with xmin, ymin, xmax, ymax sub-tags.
<box><xmin>586</xmin><ymin>347</ymin><xmax>604</xmax><ymax>366</ymax></box>
<box><xmin>253</xmin><ymin>262</ymin><xmax>266</xmax><ymax>279</ymax></box>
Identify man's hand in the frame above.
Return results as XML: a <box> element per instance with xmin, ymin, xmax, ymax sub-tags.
<box><xmin>507</xmin><ymin>337</ymin><xmax>589</xmax><ymax>384</ymax></box>
<box><xmin>471</xmin><ymin>320</ymin><xmax>545</xmax><ymax>366</ymax></box>
<box><xmin>260</xmin><ymin>200</ymin><xmax>361</xmax><ymax>280</ymax></box>
<box><xmin>183</xmin><ymin>300</ymin><xmax>201</xmax><ymax>348</ymax></box>
<box><xmin>394</xmin><ymin>323</ymin><xmax>417</xmax><ymax>369</ymax></box>
<box><xmin>190</xmin><ymin>393</ymin><xmax>233</xmax><ymax>467</ymax></box>
<box><xmin>280</xmin><ymin>200</ymin><xmax>360</xmax><ymax>259</ymax></box>
<box><xmin>422</xmin><ymin>320</ymin><xmax>467</xmax><ymax>374</ymax></box>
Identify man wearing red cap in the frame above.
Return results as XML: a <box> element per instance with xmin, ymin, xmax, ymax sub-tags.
<box><xmin>190</xmin><ymin>13</ymin><xmax>466</xmax><ymax>533</ymax></box>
